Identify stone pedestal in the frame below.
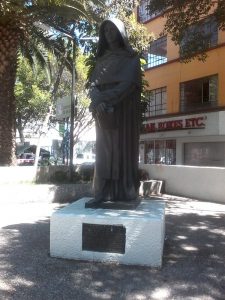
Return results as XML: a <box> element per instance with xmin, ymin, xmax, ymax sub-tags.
<box><xmin>50</xmin><ymin>198</ymin><xmax>165</xmax><ymax>267</ymax></box>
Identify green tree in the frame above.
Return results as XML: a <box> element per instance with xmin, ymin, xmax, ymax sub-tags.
<box><xmin>0</xmin><ymin>0</ymin><xmax>103</xmax><ymax>166</ymax></box>
<box><xmin>55</xmin><ymin>49</ymin><xmax>94</xmax><ymax>149</ymax></box>
<box><xmin>73</xmin><ymin>51</ymin><xmax>93</xmax><ymax>145</ymax></box>
<box><xmin>82</xmin><ymin>0</ymin><xmax>152</xmax><ymax>56</ymax></box>
<box><xmin>15</xmin><ymin>56</ymin><xmax>51</xmax><ymax>143</ymax></box>
<box><xmin>147</xmin><ymin>0</ymin><xmax>225</xmax><ymax>61</ymax></box>
<box><xmin>83</xmin><ymin>0</ymin><xmax>152</xmax><ymax>117</ymax></box>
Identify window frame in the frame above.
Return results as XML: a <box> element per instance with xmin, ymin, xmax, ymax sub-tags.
<box><xmin>143</xmin><ymin>35</ymin><xmax>167</xmax><ymax>69</ymax></box>
<box><xmin>145</xmin><ymin>87</ymin><xmax>167</xmax><ymax>117</ymax></box>
<box><xmin>184</xmin><ymin>142</ymin><xmax>225</xmax><ymax>167</ymax></box>
<box><xmin>180</xmin><ymin>75</ymin><xmax>218</xmax><ymax>113</ymax></box>
<box><xmin>180</xmin><ymin>16</ymin><xmax>218</xmax><ymax>57</ymax></box>
<box><xmin>145</xmin><ymin>140</ymin><xmax>176</xmax><ymax>165</ymax></box>
<box><xmin>138</xmin><ymin>0</ymin><xmax>163</xmax><ymax>23</ymax></box>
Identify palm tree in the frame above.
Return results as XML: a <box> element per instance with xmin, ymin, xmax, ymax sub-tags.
<box><xmin>0</xmin><ymin>0</ymin><xmax>102</xmax><ymax>166</ymax></box>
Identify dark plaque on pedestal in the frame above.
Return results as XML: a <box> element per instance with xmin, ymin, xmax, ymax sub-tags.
<box><xmin>82</xmin><ymin>223</ymin><xmax>126</xmax><ymax>254</ymax></box>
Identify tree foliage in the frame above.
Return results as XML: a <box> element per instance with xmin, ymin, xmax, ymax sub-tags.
<box><xmin>0</xmin><ymin>0</ymin><xmax>104</xmax><ymax>165</ymax></box>
<box><xmin>82</xmin><ymin>1</ymin><xmax>152</xmax><ymax>127</ymax></box>
<box><xmin>15</xmin><ymin>56</ymin><xmax>51</xmax><ymax>143</ymax></box>
<box><xmin>0</xmin><ymin>0</ymin><xmax>103</xmax><ymax>78</ymax></box>
<box><xmin>82</xmin><ymin>0</ymin><xmax>153</xmax><ymax>57</ymax></box>
<box><xmin>82</xmin><ymin>1</ymin><xmax>152</xmax><ymax>91</ymax></box>
<box><xmin>73</xmin><ymin>52</ymin><xmax>94</xmax><ymax>144</ymax></box>
<box><xmin>148</xmin><ymin>0</ymin><xmax>225</xmax><ymax>61</ymax></box>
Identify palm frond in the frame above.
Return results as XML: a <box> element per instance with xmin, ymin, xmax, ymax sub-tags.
<box><xmin>19</xmin><ymin>43</ymin><xmax>35</xmax><ymax>69</ymax></box>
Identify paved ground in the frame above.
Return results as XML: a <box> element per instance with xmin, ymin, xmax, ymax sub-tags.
<box><xmin>0</xmin><ymin>192</ymin><xmax>225</xmax><ymax>300</ymax></box>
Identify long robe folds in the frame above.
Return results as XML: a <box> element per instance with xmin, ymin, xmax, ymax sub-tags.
<box><xmin>89</xmin><ymin>19</ymin><xmax>142</xmax><ymax>202</ymax></box>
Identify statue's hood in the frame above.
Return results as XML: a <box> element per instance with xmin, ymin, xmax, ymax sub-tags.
<box><xmin>96</xmin><ymin>18</ymin><xmax>134</xmax><ymax>57</ymax></box>
<box><xmin>90</xmin><ymin>18</ymin><xmax>141</xmax><ymax>87</ymax></box>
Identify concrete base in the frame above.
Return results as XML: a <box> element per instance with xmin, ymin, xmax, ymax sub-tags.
<box><xmin>50</xmin><ymin>198</ymin><xmax>165</xmax><ymax>267</ymax></box>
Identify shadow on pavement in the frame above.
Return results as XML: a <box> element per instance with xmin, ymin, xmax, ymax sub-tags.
<box><xmin>0</xmin><ymin>197</ymin><xmax>225</xmax><ymax>300</ymax></box>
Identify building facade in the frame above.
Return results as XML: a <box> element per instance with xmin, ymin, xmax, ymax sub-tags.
<box><xmin>137</xmin><ymin>0</ymin><xmax>225</xmax><ymax>167</ymax></box>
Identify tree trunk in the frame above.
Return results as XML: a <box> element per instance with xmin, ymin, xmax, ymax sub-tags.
<box><xmin>17</xmin><ymin>115</ymin><xmax>25</xmax><ymax>144</ymax></box>
<box><xmin>0</xmin><ymin>24</ymin><xmax>20</xmax><ymax>166</ymax></box>
<box><xmin>33</xmin><ymin>59</ymin><xmax>66</xmax><ymax>172</ymax></box>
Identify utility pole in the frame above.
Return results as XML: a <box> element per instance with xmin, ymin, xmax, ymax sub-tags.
<box><xmin>69</xmin><ymin>34</ymin><xmax>76</xmax><ymax>181</ymax></box>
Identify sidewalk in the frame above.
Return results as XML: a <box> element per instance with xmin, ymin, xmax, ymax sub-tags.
<box><xmin>0</xmin><ymin>194</ymin><xmax>225</xmax><ymax>300</ymax></box>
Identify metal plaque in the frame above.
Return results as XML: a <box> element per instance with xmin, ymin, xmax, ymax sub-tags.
<box><xmin>82</xmin><ymin>223</ymin><xmax>126</xmax><ymax>254</ymax></box>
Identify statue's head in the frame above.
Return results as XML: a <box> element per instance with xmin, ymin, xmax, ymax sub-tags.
<box><xmin>96</xmin><ymin>18</ymin><xmax>133</xmax><ymax>57</ymax></box>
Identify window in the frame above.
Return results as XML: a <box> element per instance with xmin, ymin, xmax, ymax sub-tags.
<box><xmin>144</xmin><ymin>36</ymin><xmax>167</xmax><ymax>69</ymax></box>
<box><xmin>138</xmin><ymin>0</ymin><xmax>162</xmax><ymax>23</ymax></box>
<box><xmin>145</xmin><ymin>140</ymin><xmax>176</xmax><ymax>165</ymax></box>
<box><xmin>184</xmin><ymin>142</ymin><xmax>225</xmax><ymax>167</ymax></box>
<box><xmin>180</xmin><ymin>17</ymin><xmax>218</xmax><ymax>57</ymax></box>
<box><xmin>145</xmin><ymin>87</ymin><xmax>167</xmax><ymax>117</ymax></box>
<box><xmin>180</xmin><ymin>75</ymin><xmax>218</xmax><ymax>112</ymax></box>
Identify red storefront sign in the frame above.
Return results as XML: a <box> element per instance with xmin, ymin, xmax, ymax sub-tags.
<box><xmin>144</xmin><ymin>116</ymin><xmax>206</xmax><ymax>133</ymax></box>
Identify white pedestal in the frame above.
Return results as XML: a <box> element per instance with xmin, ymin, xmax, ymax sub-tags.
<box><xmin>50</xmin><ymin>198</ymin><xmax>165</xmax><ymax>267</ymax></box>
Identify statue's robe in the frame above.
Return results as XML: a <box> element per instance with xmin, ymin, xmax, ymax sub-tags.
<box><xmin>89</xmin><ymin>20</ymin><xmax>141</xmax><ymax>202</ymax></box>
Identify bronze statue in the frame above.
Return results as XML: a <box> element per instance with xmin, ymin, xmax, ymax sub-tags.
<box><xmin>88</xmin><ymin>18</ymin><xmax>141</xmax><ymax>206</ymax></box>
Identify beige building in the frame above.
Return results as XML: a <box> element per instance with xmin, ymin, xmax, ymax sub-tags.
<box><xmin>137</xmin><ymin>0</ymin><xmax>225</xmax><ymax>166</ymax></box>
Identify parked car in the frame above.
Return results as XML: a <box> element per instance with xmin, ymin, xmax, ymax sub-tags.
<box><xmin>74</xmin><ymin>153</ymin><xmax>95</xmax><ymax>165</ymax></box>
<box><xmin>17</xmin><ymin>153</ymin><xmax>35</xmax><ymax>166</ymax></box>
<box><xmin>38</xmin><ymin>153</ymin><xmax>51</xmax><ymax>166</ymax></box>
<box><xmin>17</xmin><ymin>145</ymin><xmax>51</xmax><ymax>166</ymax></box>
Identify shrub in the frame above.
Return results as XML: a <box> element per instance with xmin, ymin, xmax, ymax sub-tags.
<box><xmin>76</xmin><ymin>163</ymin><xmax>95</xmax><ymax>182</ymax></box>
<box><xmin>50</xmin><ymin>170</ymin><xmax>69</xmax><ymax>183</ymax></box>
<box><xmin>138</xmin><ymin>168</ymin><xmax>149</xmax><ymax>181</ymax></box>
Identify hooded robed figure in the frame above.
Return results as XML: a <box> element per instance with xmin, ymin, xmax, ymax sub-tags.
<box><xmin>88</xmin><ymin>18</ymin><xmax>141</xmax><ymax>204</ymax></box>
